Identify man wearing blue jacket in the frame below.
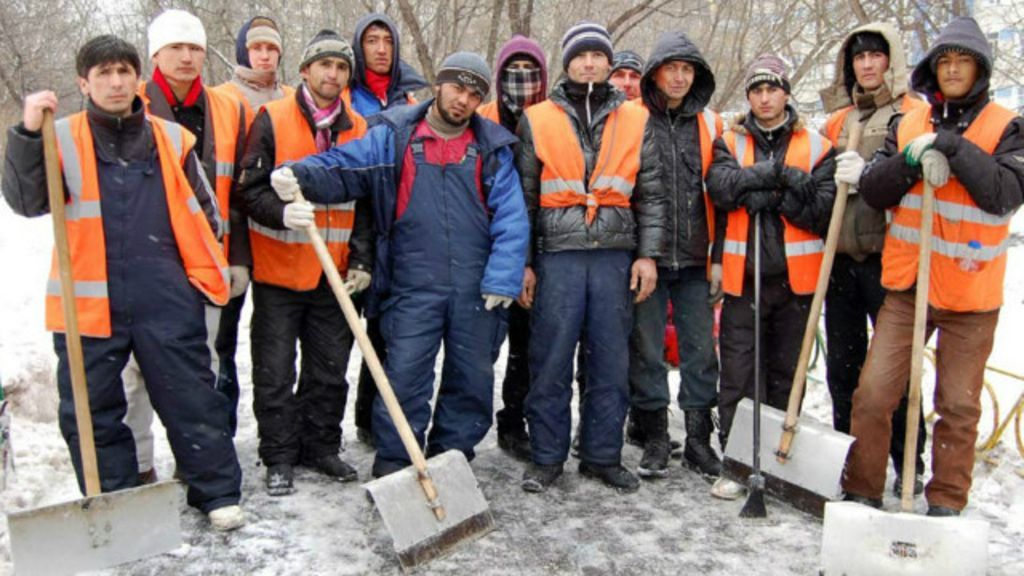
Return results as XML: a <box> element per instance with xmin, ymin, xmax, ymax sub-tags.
<box><xmin>270</xmin><ymin>52</ymin><xmax>529</xmax><ymax>477</ymax></box>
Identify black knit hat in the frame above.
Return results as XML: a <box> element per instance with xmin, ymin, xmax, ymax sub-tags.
<box><xmin>611</xmin><ymin>50</ymin><xmax>644</xmax><ymax>74</ymax></box>
<box><xmin>847</xmin><ymin>32</ymin><xmax>889</xmax><ymax>60</ymax></box>
<box><xmin>300</xmin><ymin>29</ymin><xmax>354</xmax><ymax>72</ymax></box>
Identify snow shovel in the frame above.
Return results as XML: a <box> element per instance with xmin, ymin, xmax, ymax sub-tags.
<box><xmin>294</xmin><ymin>192</ymin><xmax>494</xmax><ymax>569</ymax></box>
<box><xmin>7</xmin><ymin>110</ymin><xmax>182</xmax><ymax>576</ymax></box>
<box><xmin>738</xmin><ymin>211</ymin><xmax>768</xmax><ymax>518</ymax></box>
<box><xmin>732</xmin><ymin>123</ymin><xmax>866</xmax><ymax>517</ymax></box>
<box><xmin>820</xmin><ymin>181</ymin><xmax>990</xmax><ymax>574</ymax></box>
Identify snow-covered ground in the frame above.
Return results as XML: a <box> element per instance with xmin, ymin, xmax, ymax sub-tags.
<box><xmin>0</xmin><ymin>202</ymin><xmax>1022</xmax><ymax>575</ymax></box>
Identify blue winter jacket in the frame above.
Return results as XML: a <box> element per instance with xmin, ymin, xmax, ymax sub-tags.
<box><xmin>291</xmin><ymin>100</ymin><xmax>529</xmax><ymax>311</ymax></box>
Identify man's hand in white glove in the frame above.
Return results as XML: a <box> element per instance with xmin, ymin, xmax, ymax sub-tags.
<box><xmin>834</xmin><ymin>150</ymin><xmax>865</xmax><ymax>187</ymax></box>
<box><xmin>921</xmin><ymin>149</ymin><xmax>950</xmax><ymax>188</ymax></box>
<box><xmin>902</xmin><ymin>133</ymin><xmax>937</xmax><ymax>167</ymax></box>
<box><xmin>229</xmin><ymin>266</ymin><xmax>250</xmax><ymax>298</ymax></box>
<box><xmin>483</xmin><ymin>294</ymin><xmax>513</xmax><ymax>310</ymax></box>
<box><xmin>271</xmin><ymin>167</ymin><xmax>300</xmax><ymax>202</ymax></box>
<box><xmin>283</xmin><ymin>201</ymin><xmax>315</xmax><ymax>230</ymax></box>
<box><xmin>344</xmin><ymin>269</ymin><xmax>372</xmax><ymax>294</ymax></box>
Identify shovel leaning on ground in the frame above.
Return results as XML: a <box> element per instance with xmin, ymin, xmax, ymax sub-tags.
<box><xmin>7</xmin><ymin>110</ymin><xmax>182</xmax><ymax>576</ymax></box>
<box><xmin>722</xmin><ymin>123</ymin><xmax>863</xmax><ymax>517</ymax></box>
<box><xmin>820</xmin><ymin>181</ymin><xmax>989</xmax><ymax>575</ymax></box>
<box><xmin>293</xmin><ymin>192</ymin><xmax>495</xmax><ymax>569</ymax></box>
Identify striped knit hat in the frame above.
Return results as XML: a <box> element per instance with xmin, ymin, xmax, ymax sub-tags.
<box><xmin>561</xmin><ymin>21</ymin><xmax>614</xmax><ymax>71</ymax></box>
<box><xmin>744</xmin><ymin>53</ymin><xmax>791</xmax><ymax>94</ymax></box>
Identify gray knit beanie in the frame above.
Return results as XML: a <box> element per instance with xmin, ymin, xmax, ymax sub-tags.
<box><xmin>300</xmin><ymin>29</ymin><xmax>354</xmax><ymax>72</ymax></box>
<box><xmin>435</xmin><ymin>51</ymin><xmax>491</xmax><ymax>97</ymax></box>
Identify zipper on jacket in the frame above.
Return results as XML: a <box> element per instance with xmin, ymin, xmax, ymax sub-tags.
<box><xmin>670</xmin><ymin>117</ymin><xmax>679</xmax><ymax>270</ymax></box>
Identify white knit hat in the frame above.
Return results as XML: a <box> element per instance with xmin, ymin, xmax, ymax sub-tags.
<box><xmin>148</xmin><ymin>9</ymin><xmax>207</xmax><ymax>59</ymax></box>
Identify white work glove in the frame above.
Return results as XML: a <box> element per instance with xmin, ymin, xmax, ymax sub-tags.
<box><xmin>228</xmin><ymin>266</ymin><xmax>250</xmax><ymax>298</ymax></box>
<box><xmin>271</xmin><ymin>167</ymin><xmax>300</xmax><ymax>202</ymax></box>
<box><xmin>483</xmin><ymin>294</ymin><xmax>513</xmax><ymax>310</ymax></box>
<box><xmin>920</xmin><ymin>149</ymin><xmax>950</xmax><ymax>188</ymax></box>
<box><xmin>902</xmin><ymin>133</ymin><xmax>937</xmax><ymax>167</ymax></box>
<box><xmin>344</xmin><ymin>269</ymin><xmax>372</xmax><ymax>294</ymax></box>
<box><xmin>283</xmin><ymin>201</ymin><xmax>315</xmax><ymax>230</ymax></box>
<box><xmin>834</xmin><ymin>150</ymin><xmax>865</xmax><ymax>188</ymax></box>
<box><xmin>708</xmin><ymin>263</ymin><xmax>724</xmax><ymax>304</ymax></box>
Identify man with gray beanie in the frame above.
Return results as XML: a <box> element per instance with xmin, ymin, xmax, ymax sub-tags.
<box><xmin>706</xmin><ymin>52</ymin><xmax>836</xmax><ymax>499</ymax></box>
<box><xmin>270</xmin><ymin>51</ymin><xmax>529</xmax><ymax>479</ymax></box>
<box><xmin>237</xmin><ymin>29</ymin><xmax>371</xmax><ymax>495</ymax></box>
<box><xmin>516</xmin><ymin>20</ymin><xmax>667</xmax><ymax>494</ymax></box>
<box><xmin>844</xmin><ymin>17</ymin><xmax>1024</xmax><ymax>516</ymax></box>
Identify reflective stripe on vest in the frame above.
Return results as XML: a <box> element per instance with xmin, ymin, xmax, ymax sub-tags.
<box><xmin>525</xmin><ymin>99</ymin><xmax>648</xmax><ymax>225</ymax></box>
<box><xmin>46</xmin><ymin>113</ymin><xmax>230</xmax><ymax>338</ymax></box>
<box><xmin>249</xmin><ymin>96</ymin><xmax>368</xmax><ymax>292</ymax></box>
<box><xmin>720</xmin><ymin>127</ymin><xmax>832</xmax><ymax>296</ymax></box>
<box><xmin>884</xmin><ymin>101</ymin><xmax>1018</xmax><ymax>312</ymax></box>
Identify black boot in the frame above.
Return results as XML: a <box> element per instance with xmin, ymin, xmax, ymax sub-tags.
<box><xmin>521</xmin><ymin>462</ymin><xmax>563</xmax><ymax>493</ymax></box>
<box><xmin>635</xmin><ymin>409</ymin><xmax>671</xmax><ymax>479</ymax></box>
<box><xmin>627</xmin><ymin>408</ymin><xmax>683</xmax><ymax>453</ymax></box>
<box><xmin>302</xmin><ymin>453</ymin><xmax>358</xmax><ymax>482</ymax></box>
<box><xmin>683</xmin><ymin>410</ymin><xmax>722</xmax><ymax>478</ymax></box>
<box><xmin>579</xmin><ymin>461</ymin><xmax>640</xmax><ymax>494</ymax></box>
<box><xmin>498</xmin><ymin>426</ymin><xmax>532</xmax><ymax>462</ymax></box>
<box><xmin>266</xmin><ymin>463</ymin><xmax>295</xmax><ymax>496</ymax></box>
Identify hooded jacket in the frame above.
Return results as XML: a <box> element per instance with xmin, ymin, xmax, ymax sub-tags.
<box><xmin>640</xmin><ymin>30</ymin><xmax>725</xmax><ymax>269</ymax></box>
<box><xmin>706</xmin><ymin>106</ymin><xmax>837</xmax><ymax>279</ymax></box>
<box><xmin>480</xmin><ymin>35</ymin><xmax>548</xmax><ymax>132</ymax></box>
<box><xmin>216</xmin><ymin>16</ymin><xmax>291</xmax><ymax>119</ymax></box>
<box><xmin>820</xmin><ymin>22</ymin><xmax>922</xmax><ymax>260</ymax></box>
<box><xmin>860</xmin><ymin>17</ymin><xmax>1024</xmax><ymax>218</ymax></box>
<box><xmin>349</xmin><ymin>13</ymin><xmax>429</xmax><ymax>118</ymax></box>
<box><xmin>516</xmin><ymin>78</ymin><xmax>668</xmax><ymax>262</ymax></box>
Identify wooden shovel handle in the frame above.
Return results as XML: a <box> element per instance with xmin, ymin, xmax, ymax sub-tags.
<box><xmin>777</xmin><ymin>121</ymin><xmax>864</xmax><ymax>463</ymax></box>
<box><xmin>901</xmin><ymin>181</ymin><xmax>934</xmax><ymax>512</ymax></box>
<box><xmin>43</xmin><ymin>109</ymin><xmax>101</xmax><ymax>496</ymax></box>
<box><xmin>294</xmin><ymin>191</ymin><xmax>445</xmax><ymax>521</ymax></box>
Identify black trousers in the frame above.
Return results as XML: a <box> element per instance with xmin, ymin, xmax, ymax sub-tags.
<box><xmin>825</xmin><ymin>254</ymin><xmax>925</xmax><ymax>474</ymax></box>
<box><xmin>251</xmin><ymin>278</ymin><xmax>354</xmax><ymax>465</ymax></box>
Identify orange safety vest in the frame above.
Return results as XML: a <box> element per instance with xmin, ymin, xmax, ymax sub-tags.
<box><xmin>46</xmin><ymin>113</ymin><xmax>230</xmax><ymax>338</ymax></box>
<box><xmin>213</xmin><ymin>82</ymin><xmax>296</xmax><ymax>129</ymax></box>
<box><xmin>525</xmin><ymin>99</ymin><xmax>648</xmax><ymax>224</ymax></box>
<box><xmin>249</xmin><ymin>97</ymin><xmax>368</xmax><ymax>291</ymax></box>
<box><xmin>139</xmin><ymin>81</ymin><xmax>244</xmax><ymax>260</ymax></box>
<box><xmin>477</xmin><ymin>100</ymin><xmax>500</xmax><ymax>123</ymax></box>
<box><xmin>720</xmin><ymin>127</ymin><xmax>832</xmax><ymax>296</ymax></box>
<box><xmin>824</xmin><ymin>97</ymin><xmax>927</xmax><ymax>146</ymax></box>
<box><xmin>885</xmin><ymin>102</ymin><xmax>1018</xmax><ymax>312</ymax></box>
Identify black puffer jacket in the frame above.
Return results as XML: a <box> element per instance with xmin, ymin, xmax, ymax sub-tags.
<box><xmin>861</xmin><ymin>17</ymin><xmax>1024</xmax><ymax>217</ymax></box>
<box><xmin>640</xmin><ymin>30</ymin><xmax>726</xmax><ymax>269</ymax></box>
<box><xmin>706</xmin><ymin>107</ymin><xmax>837</xmax><ymax>278</ymax></box>
<box><xmin>517</xmin><ymin>78</ymin><xmax>667</xmax><ymax>261</ymax></box>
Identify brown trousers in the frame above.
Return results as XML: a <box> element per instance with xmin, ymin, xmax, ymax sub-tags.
<box><xmin>843</xmin><ymin>290</ymin><xmax>998</xmax><ymax>510</ymax></box>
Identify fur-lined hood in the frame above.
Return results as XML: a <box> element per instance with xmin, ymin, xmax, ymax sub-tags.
<box><xmin>727</xmin><ymin>110</ymin><xmax>805</xmax><ymax>135</ymax></box>
<box><xmin>819</xmin><ymin>22</ymin><xmax>910</xmax><ymax>114</ymax></box>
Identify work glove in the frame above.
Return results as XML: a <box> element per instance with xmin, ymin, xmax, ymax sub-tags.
<box><xmin>902</xmin><ymin>133</ymin><xmax>937</xmax><ymax>167</ymax></box>
<box><xmin>742</xmin><ymin>190</ymin><xmax>781</xmax><ymax>214</ymax></box>
<box><xmin>483</xmin><ymin>294</ymin><xmax>514</xmax><ymax>310</ymax></box>
<box><xmin>271</xmin><ymin>167</ymin><xmax>300</xmax><ymax>202</ymax></box>
<box><xmin>708</xmin><ymin>263</ymin><xmax>723</xmax><ymax>305</ymax></box>
<box><xmin>344</xmin><ymin>269</ymin><xmax>372</xmax><ymax>294</ymax></box>
<box><xmin>283</xmin><ymin>201</ymin><xmax>315</xmax><ymax>230</ymax></box>
<box><xmin>834</xmin><ymin>150</ymin><xmax>865</xmax><ymax>188</ymax></box>
<box><xmin>920</xmin><ymin>149</ymin><xmax>950</xmax><ymax>188</ymax></box>
<box><xmin>228</xmin><ymin>266</ymin><xmax>250</xmax><ymax>298</ymax></box>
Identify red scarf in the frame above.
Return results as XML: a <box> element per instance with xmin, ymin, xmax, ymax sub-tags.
<box><xmin>364</xmin><ymin>69</ymin><xmax>391</xmax><ymax>104</ymax></box>
<box><xmin>153</xmin><ymin>67</ymin><xmax>203</xmax><ymax>106</ymax></box>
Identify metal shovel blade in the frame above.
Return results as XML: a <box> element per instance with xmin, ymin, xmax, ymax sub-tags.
<box><xmin>8</xmin><ymin>480</ymin><xmax>183</xmax><ymax>576</ymax></box>
<box><xmin>821</xmin><ymin>501</ymin><xmax>989</xmax><ymax>575</ymax></box>
<box><xmin>722</xmin><ymin>398</ymin><xmax>854</xmax><ymax>517</ymax></box>
<box><xmin>364</xmin><ymin>450</ymin><xmax>495</xmax><ymax>569</ymax></box>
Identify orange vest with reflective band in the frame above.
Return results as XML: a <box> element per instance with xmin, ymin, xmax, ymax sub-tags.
<box><xmin>139</xmin><ymin>81</ymin><xmax>244</xmax><ymax>260</ymax></box>
<box><xmin>721</xmin><ymin>127</ymin><xmax>832</xmax><ymax>296</ymax></box>
<box><xmin>525</xmin><ymin>99</ymin><xmax>648</xmax><ymax>224</ymax></box>
<box><xmin>249</xmin><ymin>97</ymin><xmax>368</xmax><ymax>291</ymax></box>
<box><xmin>477</xmin><ymin>100</ymin><xmax>500</xmax><ymax>123</ymax></box>
<box><xmin>885</xmin><ymin>102</ymin><xmax>1018</xmax><ymax>312</ymax></box>
<box><xmin>213</xmin><ymin>82</ymin><xmax>296</xmax><ymax>129</ymax></box>
<box><xmin>45</xmin><ymin>113</ymin><xmax>230</xmax><ymax>338</ymax></box>
<box><xmin>696</xmin><ymin>108</ymin><xmax>723</xmax><ymax>269</ymax></box>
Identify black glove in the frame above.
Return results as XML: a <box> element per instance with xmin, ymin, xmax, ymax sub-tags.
<box><xmin>742</xmin><ymin>190</ymin><xmax>781</xmax><ymax>214</ymax></box>
<box><xmin>778</xmin><ymin>166</ymin><xmax>812</xmax><ymax>197</ymax></box>
<box><xmin>743</xmin><ymin>161</ymin><xmax>779</xmax><ymax>190</ymax></box>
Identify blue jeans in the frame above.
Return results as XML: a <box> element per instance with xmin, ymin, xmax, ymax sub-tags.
<box><xmin>629</xmin><ymin>266</ymin><xmax>719</xmax><ymax>412</ymax></box>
